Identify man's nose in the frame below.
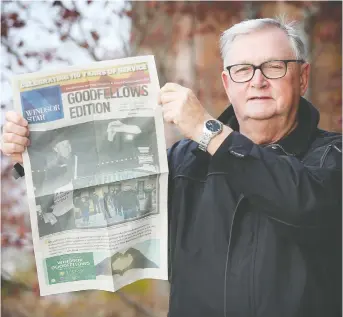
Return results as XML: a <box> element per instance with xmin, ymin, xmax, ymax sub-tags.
<box><xmin>250</xmin><ymin>69</ymin><xmax>268</xmax><ymax>88</ymax></box>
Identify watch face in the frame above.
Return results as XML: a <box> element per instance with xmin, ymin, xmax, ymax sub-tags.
<box><xmin>205</xmin><ymin>120</ymin><xmax>221</xmax><ymax>132</ymax></box>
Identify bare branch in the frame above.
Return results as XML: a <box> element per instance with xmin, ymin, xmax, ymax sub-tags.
<box><xmin>1</xmin><ymin>40</ymin><xmax>33</xmax><ymax>72</ymax></box>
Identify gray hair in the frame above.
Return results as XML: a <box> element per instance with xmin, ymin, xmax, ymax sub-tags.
<box><xmin>220</xmin><ymin>18</ymin><xmax>307</xmax><ymax>66</ymax></box>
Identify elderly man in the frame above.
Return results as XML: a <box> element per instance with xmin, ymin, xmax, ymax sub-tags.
<box><xmin>2</xmin><ymin>18</ymin><xmax>342</xmax><ymax>317</ymax></box>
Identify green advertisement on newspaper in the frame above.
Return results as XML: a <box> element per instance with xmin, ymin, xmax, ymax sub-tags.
<box><xmin>46</xmin><ymin>252</ymin><xmax>96</xmax><ymax>284</ymax></box>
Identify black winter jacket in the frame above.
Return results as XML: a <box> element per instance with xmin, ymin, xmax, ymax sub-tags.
<box><xmin>167</xmin><ymin>97</ymin><xmax>342</xmax><ymax>317</ymax></box>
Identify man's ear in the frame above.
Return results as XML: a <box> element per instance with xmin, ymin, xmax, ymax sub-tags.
<box><xmin>300</xmin><ymin>63</ymin><xmax>310</xmax><ymax>96</ymax></box>
<box><xmin>221</xmin><ymin>71</ymin><xmax>231</xmax><ymax>100</ymax></box>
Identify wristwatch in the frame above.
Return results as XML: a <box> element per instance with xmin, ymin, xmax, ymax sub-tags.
<box><xmin>198</xmin><ymin>119</ymin><xmax>223</xmax><ymax>152</ymax></box>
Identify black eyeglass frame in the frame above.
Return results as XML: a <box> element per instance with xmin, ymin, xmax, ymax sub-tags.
<box><xmin>225</xmin><ymin>59</ymin><xmax>306</xmax><ymax>83</ymax></box>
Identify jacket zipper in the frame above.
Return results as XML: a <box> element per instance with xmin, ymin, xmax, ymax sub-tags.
<box><xmin>223</xmin><ymin>194</ymin><xmax>245</xmax><ymax>317</ymax></box>
<box><xmin>332</xmin><ymin>144</ymin><xmax>342</xmax><ymax>153</ymax></box>
<box><xmin>320</xmin><ymin>144</ymin><xmax>332</xmax><ymax>167</ymax></box>
<box><xmin>320</xmin><ymin>142</ymin><xmax>342</xmax><ymax>167</ymax></box>
<box><xmin>265</xmin><ymin>143</ymin><xmax>295</xmax><ymax>156</ymax></box>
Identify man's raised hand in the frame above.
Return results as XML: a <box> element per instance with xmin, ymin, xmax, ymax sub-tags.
<box><xmin>158</xmin><ymin>83</ymin><xmax>212</xmax><ymax>142</ymax></box>
<box><xmin>1</xmin><ymin>111</ymin><xmax>30</xmax><ymax>163</ymax></box>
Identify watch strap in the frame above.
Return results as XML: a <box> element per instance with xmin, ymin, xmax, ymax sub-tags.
<box><xmin>198</xmin><ymin>132</ymin><xmax>212</xmax><ymax>151</ymax></box>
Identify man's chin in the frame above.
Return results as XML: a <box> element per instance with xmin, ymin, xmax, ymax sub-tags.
<box><xmin>244</xmin><ymin>102</ymin><xmax>276</xmax><ymax>118</ymax></box>
<box><xmin>244</xmin><ymin>111</ymin><xmax>276</xmax><ymax>120</ymax></box>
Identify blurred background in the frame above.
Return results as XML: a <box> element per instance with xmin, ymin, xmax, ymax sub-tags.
<box><xmin>1</xmin><ymin>1</ymin><xmax>342</xmax><ymax>317</ymax></box>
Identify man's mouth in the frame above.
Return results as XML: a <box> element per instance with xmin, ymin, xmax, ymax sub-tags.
<box><xmin>249</xmin><ymin>97</ymin><xmax>272</xmax><ymax>100</ymax></box>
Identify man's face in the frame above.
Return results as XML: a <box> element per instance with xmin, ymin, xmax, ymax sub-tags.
<box><xmin>222</xmin><ymin>27</ymin><xmax>310</xmax><ymax>124</ymax></box>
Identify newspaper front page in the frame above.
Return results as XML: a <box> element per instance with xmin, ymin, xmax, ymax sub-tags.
<box><xmin>12</xmin><ymin>55</ymin><xmax>169</xmax><ymax>296</ymax></box>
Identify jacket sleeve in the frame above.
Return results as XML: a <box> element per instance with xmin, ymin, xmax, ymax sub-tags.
<box><xmin>210</xmin><ymin>131</ymin><xmax>342</xmax><ymax>228</ymax></box>
<box><xmin>166</xmin><ymin>139</ymin><xmax>190</xmax><ymax>281</ymax></box>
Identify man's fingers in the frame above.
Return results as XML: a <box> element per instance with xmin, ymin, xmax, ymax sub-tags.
<box><xmin>158</xmin><ymin>83</ymin><xmax>189</xmax><ymax>105</ymax></box>
<box><xmin>9</xmin><ymin>153</ymin><xmax>23</xmax><ymax>164</ymax></box>
<box><xmin>159</xmin><ymin>92</ymin><xmax>179</xmax><ymax>105</ymax></box>
<box><xmin>162</xmin><ymin>104</ymin><xmax>177</xmax><ymax>124</ymax></box>
<box><xmin>161</xmin><ymin>102</ymin><xmax>176</xmax><ymax>114</ymax></box>
<box><xmin>160</xmin><ymin>82</ymin><xmax>184</xmax><ymax>93</ymax></box>
<box><xmin>163</xmin><ymin>112</ymin><xmax>174</xmax><ymax>124</ymax></box>
<box><xmin>2</xmin><ymin>133</ymin><xmax>30</xmax><ymax>146</ymax></box>
<box><xmin>5</xmin><ymin>111</ymin><xmax>28</xmax><ymax>127</ymax></box>
<box><xmin>3</xmin><ymin>121</ymin><xmax>29</xmax><ymax>137</ymax></box>
<box><xmin>1</xmin><ymin>142</ymin><xmax>26</xmax><ymax>155</ymax></box>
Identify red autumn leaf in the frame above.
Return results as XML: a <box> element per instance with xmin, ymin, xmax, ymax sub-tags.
<box><xmin>17</xmin><ymin>226</ymin><xmax>27</xmax><ymax>239</ymax></box>
<box><xmin>1</xmin><ymin>235</ymin><xmax>9</xmax><ymax>247</ymax></box>
<box><xmin>91</xmin><ymin>31</ymin><xmax>99</xmax><ymax>41</ymax></box>
<box><xmin>13</xmin><ymin>20</ymin><xmax>26</xmax><ymax>28</ymax></box>
<box><xmin>80</xmin><ymin>41</ymin><xmax>89</xmax><ymax>49</ymax></box>
<box><xmin>24</xmin><ymin>51</ymin><xmax>38</xmax><ymax>58</ymax></box>
<box><xmin>62</xmin><ymin>9</ymin><xmax>80</xmax><ymax>20</ymax></box>
<box><xmin>60</xmin><ymin>34</ymin><xmax>68</xmax><ymax>41</ymax></box>
<box><xmin>8</xmin><ymin>13</ymin><xmax>18</xmax><ymax>21</ymax></box>
<box><xmin>44</xmin><ymin>52</ymin><xmax>53</xmax><ymax>61</ymax></box>
<box><xmin>8</xmin><ymin>214</ymin><xmax>17</xmax><ymax>224</ymax></box>
<box><xmin>1</xmin><ymin>21</ymin><xmax>8</xmax><ymax>37</ymax></box>
<box><xmin>124</xmin><ymin>10</ymin><xmax>133</xmax><ymax>18</ymax></box>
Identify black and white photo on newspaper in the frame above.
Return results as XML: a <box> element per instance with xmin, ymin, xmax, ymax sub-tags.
<box><xmin>28</xmin><ymin>117</ymin><xmax>159</xmax><ymax>197</ymax></box>
<box><xmin>35</xmin><ymin>175</ymin><xmax>160</xmax><ymax>237</ymax></box>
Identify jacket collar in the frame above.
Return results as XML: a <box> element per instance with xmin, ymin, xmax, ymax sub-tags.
<box><xmin>217</xmin><ymin>97</ymin><xmax>319</xmax><ymax>156</ymax></box>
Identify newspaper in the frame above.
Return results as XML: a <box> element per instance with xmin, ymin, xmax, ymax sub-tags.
<box><xmin>12</xmin><ymin>55</ymin><xmax>169</xmax><ymax>296</ymax></box>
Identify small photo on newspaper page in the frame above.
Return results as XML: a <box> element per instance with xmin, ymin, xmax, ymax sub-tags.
<box><xmin>35</xmin><ymin>175</ymin><xmax>159</xmax><ymax>237</ymax></box>
<box><xmin>93</xmin><ymin>116</ymin><xmax>159</xmax><ymax>177</ymax></box>
<box><xmin>95</xmin><ymin>239</ymin><xmax>160</xmax><ymax>277</ymax></box>
<box><xmin>73</xmin><ymin>175</ymin><xmax>159</xmax><ymax>229</ymax></box>
<box><xmin>28</xmin><ymin>117</ymin><xmax>160</xmax><ymax>198</ymax></box>
<box><xmin>28</xmin><ymin>122</ymin><xmax>98</xmax><ymax>197</ymax></box>
<box><xmin>35</xmin><ymin>183</ymin><xmax>76</xmax><ymax>237</ymax></box>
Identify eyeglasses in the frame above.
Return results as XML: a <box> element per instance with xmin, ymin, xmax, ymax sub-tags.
<box><xmin>225</xmin><ymin>59</ymin><xmax>305</xmax><ymax>83</ymax></box>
